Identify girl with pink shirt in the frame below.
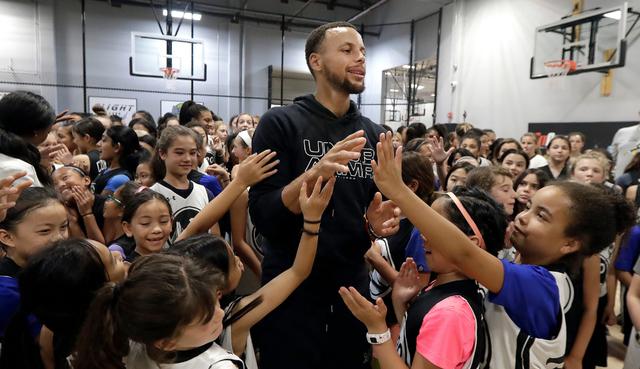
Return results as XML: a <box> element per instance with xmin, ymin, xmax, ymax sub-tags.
<box><xmin>341</xmin><ymin>186</ymin><xmax>507</xmax><ymax>368</ymax></box>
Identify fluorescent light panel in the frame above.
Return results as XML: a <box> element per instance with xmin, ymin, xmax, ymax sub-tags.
<box><xmin>604</xmin><ymin>10</ymin><xmax>621</xmax><ymax>20</ymax></box>
<box><xmin>162</xmin><ymin>9</ymin><xmax>202</xmax><ymax>21</ymax></box>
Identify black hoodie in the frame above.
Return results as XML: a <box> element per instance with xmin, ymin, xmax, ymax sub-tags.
<box><xmin>249</xmin><ymin>94</ymin><xmax>385</xmax><ymax>295</ymax></box>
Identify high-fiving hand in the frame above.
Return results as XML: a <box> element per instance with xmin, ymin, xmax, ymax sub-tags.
<box><xmin>0</xmin><ymin>172</ymin><xmax>32</xmax><ymax>222</ymax></box>
<box><xmin>308</xmin><ymin>130</ymin><xmax>366</xmax><ymax>180</ymax></box>
<box><xmin>371</xmin><ymin>132</ymin><xmax>405</xmax><ymax>202</ymax></box>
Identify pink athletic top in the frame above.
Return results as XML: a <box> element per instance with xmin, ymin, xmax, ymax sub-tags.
<box><xmin>415</xmin><ymin>295</ymin><xmax>476</xmax><ymax>369</ymax></box>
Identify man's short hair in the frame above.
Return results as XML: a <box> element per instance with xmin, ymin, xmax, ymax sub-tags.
<box><xmin>305</xmin><ymin>21</ymin><xmax>357</xmax><ymax>76</ymax></box>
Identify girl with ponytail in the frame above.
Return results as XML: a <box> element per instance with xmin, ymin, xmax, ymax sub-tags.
<box><xmin>73</xmin><ymin>254</ymin><xmax>241</xmax><ymax>369</ymax></box>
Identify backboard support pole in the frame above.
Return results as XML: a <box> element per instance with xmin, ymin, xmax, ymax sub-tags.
<box><xmin>601</xmin><ymin>49</ymin><xmax>614</xmax><ymax>96</ymax></box>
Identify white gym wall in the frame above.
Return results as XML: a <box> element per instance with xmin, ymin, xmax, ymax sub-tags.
<box><xmin>435</xmin><ymin>0</ymin><xmax>640</xmax><ymax>138</ymax></box>
<box><xmin>0</xmin><ymin>0</ymin><xmax>638</xmax><ymax>137</ymax></box>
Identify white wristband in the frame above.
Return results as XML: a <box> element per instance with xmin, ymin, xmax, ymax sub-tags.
<box><xmin>366</xmin><ymin>329</ymin><xmax>391</xmax><ymax>345</ymax></box>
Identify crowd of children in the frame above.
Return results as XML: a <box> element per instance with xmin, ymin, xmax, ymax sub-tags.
<box><xmin>2</xmin><ymin>21</ymin><xmax>640</xmax><ymax>369</ymax></box>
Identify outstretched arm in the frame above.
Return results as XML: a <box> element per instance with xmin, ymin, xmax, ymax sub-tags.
<box><xmin>372</xmin><ymin>132</ymin><xmax>505</xmax><ymax>293</ymax></box>
<box><xmin>339</xmin><ymin>287</ymin><xmax>443</xmax><ymax>369</ymax></box>
<box><xmin>564</xmin><ymin>255</ymin><xmax>599</xmax><ymax>369</ymax></box>
<box><xmin>177</xmin><ymin>150</ymin><xmax>278</xmax><ymax>241</ymax></box>
<box><xmin>228</xmin><ymin>176</ymin><xmax>335</xmax><ymax>355</ymax></box>
<box><xmin>229</xmin><ymin>190</ymin><xmax>262</xmax><ymax>278</ymax></box>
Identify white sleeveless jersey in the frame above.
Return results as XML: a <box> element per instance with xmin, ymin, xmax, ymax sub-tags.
<box><xmin>150</xmin><ymin>181</ymin><xmax>210</xmax><ymax>243</ymax></box>
<box><xmin>245</xmin><ymin>204</ymin><xmax>264</xmax><ymax>258</ymax></box>
<box><xmin>485</xmin><ymin>271</ymin><xmax>573</xmax><ymax>369</ymax></box>
<box><xmin>126</xmin><ymin>341</ymin><xmax>244</xmax><ymax>369</ymax></box>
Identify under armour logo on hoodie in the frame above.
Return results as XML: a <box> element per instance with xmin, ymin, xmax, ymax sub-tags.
<box><xmin>302</xmin><ymin>139</ymin><xmax>375</xmax><ymax>179</ymax></box>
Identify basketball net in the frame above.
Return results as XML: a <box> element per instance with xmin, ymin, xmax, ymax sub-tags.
<box><xmin>160</xmin><ymin>67</ymin><xmax>180</xmax><ymax>90</ymax></box>
<box><xmin>543</xmin><ymin>60</ymin><xmax>577</xmax><ymax>88</ymax></box>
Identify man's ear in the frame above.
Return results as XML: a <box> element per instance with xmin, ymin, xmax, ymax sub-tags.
<box><xmin>309</xmin><ymin>53</ymin><xmax>323</xmax><ymax>75</ymax></box>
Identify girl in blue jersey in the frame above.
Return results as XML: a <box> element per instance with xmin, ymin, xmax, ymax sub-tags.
<box><xmin>94</xmin><ymin>126</ymin><xmax>143</xmax><ymax>195</ymax></box>
<box><xmin>0</xmin><ymin>187</ymin><xmax>68</xmax><ymax>341</ymax></box>
<box><xmin>0</xmin><ymin>238</ymin><xmax>127</xmax><ymax>369</ymax></box>
<box><xmin>342</xmin><ymin>132</ymin><xmax>634</xmax><ymax>369</ymax></box>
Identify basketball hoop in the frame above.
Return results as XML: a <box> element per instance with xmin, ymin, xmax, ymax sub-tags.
<box><xmin>543</xmin><ymin>60</ymin><xmax>577</xmax><ymax>85</ymax></box>
<box><xmin>160</xmin><ymin>67</ymin><xmax>180</xmax><ymax>90</ymax></box>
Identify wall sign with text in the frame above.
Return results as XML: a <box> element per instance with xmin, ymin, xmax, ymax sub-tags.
<box><xmin>88</xmin><ymin>96</ymin><xmax>137</xmax><ymax>123</ymax></box>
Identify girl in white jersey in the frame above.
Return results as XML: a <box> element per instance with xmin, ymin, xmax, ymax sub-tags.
<box><xmin>352</xmin><ymin>132</ymin><xmax>634</xmax><ymax>369</ymax></box>
<box><xmin>172</xmin><ymin>176</ymin><xmax>334</xmax><ymax>369</ymax></box>
<box><xmin>567</xmin><ymin>152</ymin><xmax>622</xmax><ymax>369</ymax></box>
<box><xmin>150</xmin><ymin>126</ymin><xmax>216</xmax><ymax>244</ymax></box>
<box><xmin>73</xmin><ymin>254</ymin><xmax>242</xmax><ymax>369</ymax></box>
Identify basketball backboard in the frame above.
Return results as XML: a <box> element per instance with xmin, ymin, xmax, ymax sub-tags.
<box><xmin>130</xmin><ymin>32</ymin><xmax>207</xmax><ymax>81</ymax></box>
<box><xmin>531</xmin><ymin>3</ymin><xmax>629</xmax><ymax>79</ymax></box>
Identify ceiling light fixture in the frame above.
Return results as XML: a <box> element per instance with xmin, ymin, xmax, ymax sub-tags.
<box><xmin>604</xmin><ymin>10</ymin><xmax>621</xmax><ymax>20</ymax></box>
<box><xmin>163</xmin><ymin>9</ymin><xmax>202</xmax><ymax>21</ymax></box>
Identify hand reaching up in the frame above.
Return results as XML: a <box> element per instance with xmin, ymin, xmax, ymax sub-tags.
<box><xmin>308</xmin><ymin>130</ymin><xmax>366</xmax><ymax>180</ymax></box>
<box><xmin>372</xmin><ymin>132</ymin><xmax>405</xmax><ymax>202</ymax></box>
<box><xmin>366</xmin><ymin>192</ymin><xmax>401</xmax><ymax>238</ymax></box>
<box><xmin>233</xmin><ymin>150</ymin><xmax>279</xmax><ymax>188</ymax></box>
<box><xmin>51</xmin><ymin>144</ymin><xmax>74</xmax><ymax>165</ymax></box>
<box><xmin>392</xmin><ymin>258</ymin><xmax>421</xmax><ymax>307</ymax></box>
<box><xmin>339</xmin><ymin>286</ymin><xmax>388</xmax><ymax>334</ymax></box>
<box><xmin>426</xmin><ymin>136</ymin><xmax>454</xmax><ymax>165</ymax></box>
<box><xmin>299</xmin><ymin>176</ymin><xmax>335</xmax><ymax>222</ymax></box>
<box><xmin>0</xmin><ymin>172</ymin><xmax>32</xmax><ymax>222</ymax></box>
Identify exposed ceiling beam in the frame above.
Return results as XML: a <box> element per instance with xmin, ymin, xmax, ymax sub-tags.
<box><xmin>295</xmin><ymin>0</ymin><xmax>364</xmax><ymax>11</ymax></box>
<box><xmin>287</xmin><ymin>0</ymin><xmax>317</xmax><ymax>24</ymax></box>
<box><xmin>347</xmin><ymin>0</ymin><xmax>388</xmax><ymax>22</ymax></box>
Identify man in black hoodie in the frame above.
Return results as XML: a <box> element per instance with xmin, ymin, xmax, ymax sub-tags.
<box><xmin>249</xmin><ymin>22</ymin><xmax>399</xmax><ymax>369</ymax></box>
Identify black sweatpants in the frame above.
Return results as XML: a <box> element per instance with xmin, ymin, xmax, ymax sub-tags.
<box><xmin>253</xmin><ymin>269</ymin><xmax>371</xmax><ymax>369</ymax></box>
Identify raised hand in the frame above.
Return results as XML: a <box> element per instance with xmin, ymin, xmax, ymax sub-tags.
<box><xmin>426</xmin><ymin>136</ymin><xmax>454</xmax><ymax>165</ymax></box>
<box><xmin>366</xmin><ymin>192</ymin><xmax>401</xmax><ymax>238</ymax></box>
<box><xmin>205</xmin><ymin>164</ymin><xmax>230</xmax><ymax>183</ymax></box>
<box><xmin>0</xmin><ymin>172</ymin><xmax>32</xmax><ymax>222</ymax></box>
<box><xmin>392</xmin><ymin>258</ymin><xmax>421</xmax><ymax>306</ymax></box>
<box><xmin>299</xmin><ymin>176</ymin><xmax>335</xmax><ymax>221</ymax></box>
<box><xmin>51</xmin><ymin>144</ymin><xmax>74</xmax><ymax>165</ymax></box>
<box><xmin>55</xmin><ymin>109</ymin><xmax>76</xmax><ymax>123</ymax></box>
<box><xmin>308</xmin><ymin>130</ymin><xmax>366</xmax><ymax>180</ymax></box>
<box><xmin>339</xmin><ymin>286</ymin><xmax>388</xmax><ymax>333</ymax></box>
<box><xmin>372</xmin><ymin>132</ymin><xmax>405</xmax><ymax>202</ymax></box>
<box><xmin>39</xmin><ymin>143</ymin><xmax>67</xmax><ymax>169</ymax></box>
<box><xmin>234</xmin><ymin>149</ymin><xmax>279</xmax><ymax>188</ymax></box>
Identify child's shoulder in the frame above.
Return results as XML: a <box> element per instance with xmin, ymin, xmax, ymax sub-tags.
<box><xmin>189</xmin><ymin>343</ymin><xmax>245</xmax><ymax>369</ymax></box>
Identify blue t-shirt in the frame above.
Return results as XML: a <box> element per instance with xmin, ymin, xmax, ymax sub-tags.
<box><xmin>0</xmin><ymin>276</ymin><xmax>20</xmax><ymax>338</ymax></box>
<box><xmin>198</xmin><ymin>174</ymin><xmax>222</xmax><ymax>197</ymax></box>
<box><xmin>104</xmin><ymin>174</ymin><xmax>130</xmax><ymax>193</ymax></box>
<box><xmin>615</xmin><ymin>225</ymin><xmax>640</xmax><ymax>272</ymax></box>
<box><xmin>404</xmin><ymin>227</ymin><xmax>430</xmax><ymax>273</ymax></box>
<box><xmin>489</xmin><ymin>260</ymin><xmax>561</xmax><ymax>339</ymax></box>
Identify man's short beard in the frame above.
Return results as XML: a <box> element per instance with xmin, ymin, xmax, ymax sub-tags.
<box><xmin>326</xmin><ymin>69</ymin><xmax>365</xmax><ymax>94</ymax></box>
